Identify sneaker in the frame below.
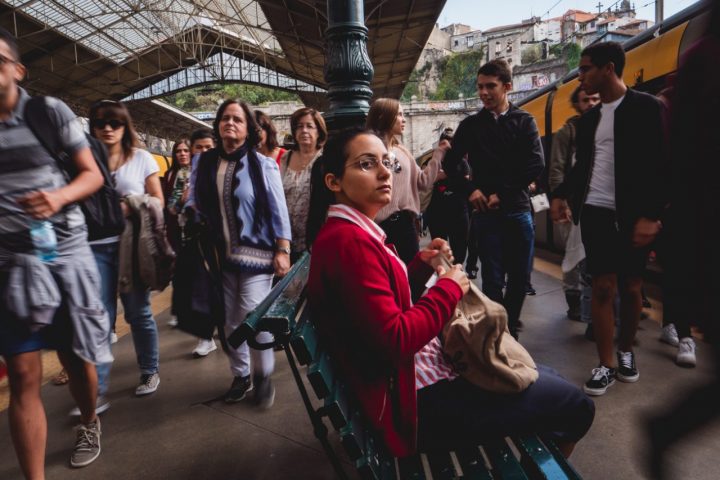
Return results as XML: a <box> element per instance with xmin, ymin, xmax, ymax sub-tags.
<box><xmin>167</xmin><ymin>315</ymin><xmax>178</xmax><ymax>327</ymax></box>
<box><xmin>676</xmin><ymin>337</ymin><xmax>697</xmax><ymax>367</ymax></box>
<box><xmin>110</xmin><ymin>332</ymin><xmax>118</xmax><ymax>344</ymax></box>
<box><xmin>135</xmin><ymin>373</ymin><xmax>160</xmax><ymax>396</ymax></box>
<box><xmin>253</xmin><ymin>375</ymin><xmax>275</xmax><ymax>410</ymax></box>
<box><xmin>617</xmin><ymin>350</ymin><xmax>640</xmax><ymax>382</ymax></box>
<box><xmin>192</xmin><ymin>338</ymin><xmax>218</xmax><ymax>358</ymax></box>
<box><xmin>526</xmin><ymin>286</ymin><xmax>537</xmax><ymax>296</ymax></box>
<box><xmin>583</xmin><ymin>365</ymin><xmax>616</xmax><ymax>396</ymax></box>
<box><xmin>68</xmin><ymin>396</ymin><xmax>111</xmax><ymax>417</ymax></box>
<box><xmin>70</xmin><ymin>418</ymin><xmax>101</xmax><ymax>468</ymax></box>
<box><xmin>224</xmin><ymin>375</ymin><xmax>253</xmax><ymax>403</ymax></box>
<box><xmin>660</xmin><ymin>324</ymin><xmax>680</xmax><ymax>347</ymax></box>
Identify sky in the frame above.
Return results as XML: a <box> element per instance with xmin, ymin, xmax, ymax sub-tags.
<box><xmin>438</xmin><ymin>0</ymin><xmax>700</xmax><ymax>31</ymax></box>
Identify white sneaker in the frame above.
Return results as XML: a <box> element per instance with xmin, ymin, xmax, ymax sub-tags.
<box><xmin>192</xmin><ymin>339</ymin><xmax>218</xmax><ymax>358</ymax></box>
<box><xmin>660</xmin><ymin>323</ymin><xmax>679</xmax><ymax>347</ymax></box>
<box><xmin>676</xmin><ymin>337</ymin><xmax>697</xmax><ymax>367</ymax></box>
<box><xmin>135</xmin><ymin>373</ymin><xmax>160</xmax><ymax>396</ymax></box>
<box><xmin>167</xmin><ymin>315</ymin><xmax>178</xmax><ymax>327</ymax></box>
<box><xmin>68</xmin><ymin>396</ymin><xmax>111</xmax><ymax>417</ymax></box>
<box><xmin>110</xmin><ymin>332</ymin><xmax>118</xmax><ymax>344</ymax></box>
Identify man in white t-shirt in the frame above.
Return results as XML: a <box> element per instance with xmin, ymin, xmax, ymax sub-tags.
<box><xmin>550</xmin><ymin>42</ymin><xmax>666</xmax><ymax>396</ymax></box>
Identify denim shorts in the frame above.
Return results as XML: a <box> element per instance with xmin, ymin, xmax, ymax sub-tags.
<box><xmin>0</xmin><ymin>296</ymin><xmax>72</xmax><ymax>357</ymax></box>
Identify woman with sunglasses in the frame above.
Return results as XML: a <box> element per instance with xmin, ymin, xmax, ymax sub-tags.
<box><xmin>306</xmin><ymin>127</ymin><xmax>595</xmax><ymax>458</ymax></box>
<box><xmin>279</xmin><ymin>107</ymin><xmax>327</xmax><ymax>261</ymax></box>
<box><xmin>366</xmin><ymin>98</ymin><xmax>445</xmax><ymax>265</ymax></box>
<box><xmin>187</xmin><ymin>99</ymin><xmax>291</xmax><ymax>407</ymax></box>
<box><xmin>88</xmin><ymin>100</ymin><xmax>164</xmax><ymax>397</ymax></box>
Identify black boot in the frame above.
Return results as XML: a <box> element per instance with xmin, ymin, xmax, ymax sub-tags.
<box><xmin>565</xmin><ymin>291</ymin><xmax>581</xmax><ymax>321</ymax></box>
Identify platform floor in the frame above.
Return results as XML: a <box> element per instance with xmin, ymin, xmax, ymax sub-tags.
<box><xmin>1</xmin><ymin>256</ymin><xmax>719</xmax><ymax>480</ymax></box>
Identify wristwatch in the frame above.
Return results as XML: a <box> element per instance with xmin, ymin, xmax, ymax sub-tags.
<box><xmin>276</xmin><ymin>245</ymin><xmax>291</xmax><ymax>255</ymax></box>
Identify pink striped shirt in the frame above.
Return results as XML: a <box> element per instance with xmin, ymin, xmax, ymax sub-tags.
<box><xmin>327</xmin><ymin>204</ymin><xmax>457</xmax><ymax>391</ymax></box>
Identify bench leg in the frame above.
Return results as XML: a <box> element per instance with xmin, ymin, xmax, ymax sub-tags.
<box><xmin>284</xmin><ymin>347</ymin><xmax>350</xmax><ymax>480</ymax></box>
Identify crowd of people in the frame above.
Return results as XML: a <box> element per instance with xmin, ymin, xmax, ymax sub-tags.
<box><xmin>1</xmin><ymin>2</ymin><xmax>719</xmax><ymax>476</ymax></box>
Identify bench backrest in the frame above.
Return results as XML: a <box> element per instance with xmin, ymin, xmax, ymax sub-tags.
<box><xmin>234</xmin><ymin>252</ymin><xmax>583</xmax><ymax>480</ymax></box>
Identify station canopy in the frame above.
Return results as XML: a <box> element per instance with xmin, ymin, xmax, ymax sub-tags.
<box><xmin>1</xmin><ymin>0</ymin><xmax>445</xmax><ymax>139</ymax></box>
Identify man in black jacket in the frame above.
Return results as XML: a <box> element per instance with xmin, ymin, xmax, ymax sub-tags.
<box><xmin>444</xmin><ymin>59</ymin><xmax>544</xmax><ymax>338</ymax></box>
<box><xmin>550</xmin><ymin>42</ymin><xmax>665</xmax><ymax>396</ymax></box>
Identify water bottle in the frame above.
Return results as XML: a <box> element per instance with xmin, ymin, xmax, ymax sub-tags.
<box><xmin>29</xmin><ymin>219</ymin><xmax>58</xmax><ymax>262</ymax></box>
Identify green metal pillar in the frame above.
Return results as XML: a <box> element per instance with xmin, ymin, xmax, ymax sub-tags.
<box><xmin>323</xmin><ymin>0</ymin><xmax>374</xmax><ymax>132</ymax></box>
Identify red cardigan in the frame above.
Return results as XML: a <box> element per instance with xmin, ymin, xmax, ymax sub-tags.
<box><xmin>307</xmin><ymin>217</ymin><xmax>462</xmax><ymax>456</ymax></box>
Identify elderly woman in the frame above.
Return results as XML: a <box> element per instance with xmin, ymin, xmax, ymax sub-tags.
<box><xmin>366</xmin><ymin>98</ymin><xmax>444</xmax><ymax>265</ymax></box>
<box><xmin>279</xmin><ymin>107</ymin><xmax>327</xmax><ymax>261</ymax></box>
<box><xmin>187</xmin><ymin>99</ymin><xmax>291</xmax><ymax>407</ymax></box>
<box><xmin>306</xmin><ymin>127</ymin><xmax>595</xmax><ymax>458</ymax></box>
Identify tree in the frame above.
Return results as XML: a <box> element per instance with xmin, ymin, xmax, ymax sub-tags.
<box><xmin>165</xmin><ymin>84</ymin><xmax>299</xmax><ymax>111</ymax></box>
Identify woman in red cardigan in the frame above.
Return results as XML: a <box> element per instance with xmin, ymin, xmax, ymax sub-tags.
<box><xmin>306</xmin><ymin>128</ymin><xmax>594</xmax><ymax>458</ymax></box>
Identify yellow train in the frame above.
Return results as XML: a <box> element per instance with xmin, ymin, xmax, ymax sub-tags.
<box><xmin>517</xmin><ymin>1</ymin><xmax>711</xmax><ymax>249</ymax></box>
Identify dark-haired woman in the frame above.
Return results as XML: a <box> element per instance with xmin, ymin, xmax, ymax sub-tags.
<box><xmin>306</xmin><ymin>128</ymin><xmax>594</xmax><ymax>458</ymax></box>
<box><xmin>187</xmin><ymin>100</ymin><xmax>291</xmax><ymax>407</ymax></box>
<box><xmin>279</xmin><ymin>107</ymin><xmax>326</xmax><ymax>260</ymax></box>
<box><xmin>162</xmin><ymin>137</ymin><xmax>192</xmax><ymax>252</ymax></box>
<box><xmin>366</xmin><ymin>98</ymin><xmax>444</xmax><ymax>265</ymax></box>
<box><xmin>89</xmin><ymin>100</ymin><xmax>164</xmax><ymax>398</ymax></box>
<box><xmin>255</xmin><ymin>110</ymin><xmax>286</xmax><ymax>165</ymax></box>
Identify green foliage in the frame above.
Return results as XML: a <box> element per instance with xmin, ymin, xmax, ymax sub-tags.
<box><xmin>431</xmin><ymin>48</ymin><xmax>485</xmax><ymax>100</ymax></box>
<box><xmin>400</xmin><ymin>69</ymin><xmax>421</xmax><ymax>102</ymax></box>
<box><xmin>400</xmin><ymin>48</ymin><xmax>485</xmax><ymax>101</ymax></box>
<box><xmin>521</xmin><ymin>44</ymin><xmax>542</xmax><ymax>65</ymax></box>
<box><xmin>564</xmin><ymin>43</ymin><xmax>582</xmax><ymax>70</ymax></box>
<box><xmin>165</xmin><ymin>84</ymin><xmax>298</xmax><ymax>111</ymax></box>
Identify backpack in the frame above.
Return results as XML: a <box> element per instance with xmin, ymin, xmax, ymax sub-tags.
<box><xmin>24</xmin><ymin>96</ymin><xmax>126</xmax><ymax>241</ymax></box>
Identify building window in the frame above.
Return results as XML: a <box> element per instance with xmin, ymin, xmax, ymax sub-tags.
<box><xmin>506</xmin><ymin>40</ymin><xmax>513</xmax><ymax>53</ymax></box>
<box><xmin>495</xmin><ymin>41</ymin><xmax>501</xmax><ymax>55</ymax></box>
<box><xmin>467</xmin><ymin>35</ymin><xmax>474</xmax><ymax>47</ymax></box>
<box><xmin>454</xmin><ymin>39</ymin><xmax>459</xmax><ymax>47</ymax></box>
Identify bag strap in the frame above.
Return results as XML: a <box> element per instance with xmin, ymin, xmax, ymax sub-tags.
<box><xmin>23</xmin><ymin>96</ymin><xmax>66</xmax><ymax>168</ymax></box>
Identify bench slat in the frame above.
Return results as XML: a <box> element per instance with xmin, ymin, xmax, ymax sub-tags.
<box><xmin>426</xmin><ymin>451</ymin><xmax>457</xmax><ymax>479</ymax></box>
<box><xmin>321</xmin><ymin>382</ymin><xmax>350</xmax><ymax>430</ymax></box>
<box><xmin>290</xmin><ymin>310</ymin><xmax>317</xmax><ymax>366</ymax></box>
<box><xmin>454</xmin><ymin>446</ymin><xmax>493</xmax><ymax>480</ymax></box>
<box><xmin>339</xmin><ymin>415</ymin><xmax>367</xmax><ymax>461</ymax></box>
<box><xmin>397</xmin><ymin>455</ymin><xmax>426</xmax><ymax>479</ymax></box>
<box><xmin>307</xmin><ymin>352</ymin><xmax>334</xmax><ymax>399</ymax></box>
<box><xmin>513</xmin><ymin>435</ymin><xmax>572</xmax><ymax>480</ymax></box>
<box><xmin>538</xmin><ymin>437</ymin><xmax>583</xmax><ymax>480</ymax></box>
<box><xmin>484</xmin><ymin>441</ymin><xmax>530</xmax><ymax>480</ymax></box>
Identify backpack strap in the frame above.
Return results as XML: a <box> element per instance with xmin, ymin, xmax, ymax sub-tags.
<box><xmin>23</xmin><ymin>96</ymin><xmax>67</xmax><ymax>169</ymax></box>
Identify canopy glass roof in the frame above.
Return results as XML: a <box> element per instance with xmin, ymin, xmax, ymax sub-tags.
<box><xmin>6</xmin><ymin>0</ymin><xmax>281</xmax><ymax>63</ymax></box>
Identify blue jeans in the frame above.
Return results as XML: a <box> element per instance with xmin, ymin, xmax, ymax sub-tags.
<box><xmin>121</xmin><ymin>288</ymin><xmax>159</xmax><ymax>375</ymax></box>
<box><xmin>474</xmin><ymin>211</ymin><xmax>534</xmax><ymax>334</ymax></box>
<box><xmin>92</xmin><ymin>243</ymin><xmax>119</xmax><ymax>397</ymax></box>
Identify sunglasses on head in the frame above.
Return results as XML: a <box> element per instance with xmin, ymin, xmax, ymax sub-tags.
<box><xmin>92</xmin><ymin>119</ymin><xmax>125</xmax><ymax>130</ymax></box>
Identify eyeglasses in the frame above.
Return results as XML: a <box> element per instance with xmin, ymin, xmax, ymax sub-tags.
<box><xmin>348</xmin><ymin>153</ymin><xmax>400</xmax><ymax>173</ymax></box>
<box><xmin>91</xmin><ymin>119</ymin><xmax>126</xmax><ymax>130</ymax></box>
<box><xmin>0</xmin><ymin>53</ymin><xmax>18</xmax><ymax>67</ymax></box>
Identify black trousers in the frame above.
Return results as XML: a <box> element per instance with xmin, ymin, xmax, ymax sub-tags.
<box><xmin>417</xmin><ymin>365</ymin><xmax>595</xmax><ymax>452</ymax></box>
<box><xmin>379</xmin><ymin>210</ymin><xmax>419</xmax><ymax>266</ymax></box>
<box><xmin>426</xmin><ymin>193</ymin><xmax>469</xmax><ymax>264</ymax></box>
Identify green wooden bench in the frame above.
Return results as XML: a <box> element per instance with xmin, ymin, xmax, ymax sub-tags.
<box><xmin>229</xmin><ymin>252</ymin><xmax>583</xmax><ymax>480</ymax></box>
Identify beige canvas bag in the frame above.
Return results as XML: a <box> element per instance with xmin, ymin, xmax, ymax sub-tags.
<box><xmin>440</xmin><ymin>258</ymin><xmax>538</xmax><ymax>393</ymax></box>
